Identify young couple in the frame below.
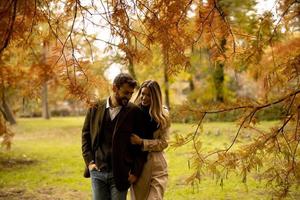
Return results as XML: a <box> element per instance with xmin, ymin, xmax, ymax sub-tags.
<box><xmin>81</xmin><ymin>73</ymin><xmax>170</xmax><ymax>200</ymax></box>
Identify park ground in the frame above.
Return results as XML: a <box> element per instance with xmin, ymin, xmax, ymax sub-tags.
<box><xmin>0</xmin><ymin>117</ymin><xmax>299</xmax><ymax>200</ymax></box>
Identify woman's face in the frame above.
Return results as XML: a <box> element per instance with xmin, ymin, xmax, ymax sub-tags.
<box><xmin>141</xmin><ymin>87</ymin><xmax>151</xmax><ymax>107</ymax></box>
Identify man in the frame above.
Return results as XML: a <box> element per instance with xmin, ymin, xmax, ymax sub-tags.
<box><xmin>82</xmin><ymin>73</ymin><xmax>149</xmax><ymax>200</ymax></box>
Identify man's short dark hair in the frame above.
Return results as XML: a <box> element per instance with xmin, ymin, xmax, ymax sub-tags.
<box><xmin>113</xmin><ymin>73</ymin><xmax>137</xmax><ymax>89</ymax></box>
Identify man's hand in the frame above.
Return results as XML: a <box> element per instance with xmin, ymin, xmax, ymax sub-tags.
<box><xmin>130</xmin><ymin>134</ymin><xmax>143</xmax><ymax>145</ymax></box>
<box><xmin>88</xmin><ymin>163</ymin><xmax>98</xmax><ymax>171</ymax></box>
<box><xmin>128</xmin><ymin>172</ymin><xmax>137</xmax><ymax>184</ymax></box>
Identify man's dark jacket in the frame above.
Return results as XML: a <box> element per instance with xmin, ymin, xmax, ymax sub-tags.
<box><xmin>81</xmin><ymin>99</ymin><xmax>149</xmax><ymax>191</ymax></box>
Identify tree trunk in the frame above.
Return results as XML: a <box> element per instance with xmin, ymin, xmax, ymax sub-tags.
<box><xmin>0</xmin><ymin>99</ymin><xmax>16</xmax><ymax>125</ymax></box>
<box><xmin>188</xmin><ymin>46</ymin><xmax>197</xmax><ymax>92</ymax></box>
<box><xmin>163</xmin><ymin>63</ymin><xmax>170</xmax><ymax>109</ymax></box>
<box><xmin>188</xmin><ymin>77</ymin><xmax>195</xmax><ymax>92</ymax></box>
<box><xmin>128</xmin><ymin>58</ymin><xmax>137</xmax><ymax>81</ymax></box>
<box><xmin>41</xmin><ymin>81</ymin><xmax>50</xmax><ymax>119</ymax></box>
<box><xmin>41</xmin><ymin>40</ymin><xmax>50</xmax><ymax>119</ymax></box>
<box><xmin>126</xmin><ymin>34</ymin><xmax>137</xmax><ymax>80</ymax></box>
<box><xmin>213</xmin><ymin>61</ymin><xmax>224</xmax><ymax>102</ymax></box>
<box><xmin>213</xmin><ymin>37</ymin><xmax>226</xmax><ymax>102</ymax></box>
<box><xmin>0</xmin><ymin>77</ymin><xmax>16</xmax><ymax>124</ymax></box>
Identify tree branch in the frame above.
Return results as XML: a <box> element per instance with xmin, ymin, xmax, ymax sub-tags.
<box><xmin>0</xmin><ymin>0</ymin><xmax>17</xmax><ymax>54</ymax></box>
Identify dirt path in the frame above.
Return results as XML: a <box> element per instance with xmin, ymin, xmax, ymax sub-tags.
<box><xmin>0</xmin><ymin>187</ymin><xmax>89</xmax><ymax>200</ymax></box>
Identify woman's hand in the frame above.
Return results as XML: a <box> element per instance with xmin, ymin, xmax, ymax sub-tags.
<box><xmin>128</xmin><ymin>172</ymin><xmax>137</xmax><ymax>184</ymax></box>
<box><xmin>130</xmin><ymin>134</ymin><xmax>143</xmax><ymax>145</ymax></box>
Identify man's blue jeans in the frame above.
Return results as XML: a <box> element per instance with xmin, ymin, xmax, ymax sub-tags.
<box><xmin>90</xmin><ymin>169</ymin><xmax>127</xmax><ymax>200</ymax></box>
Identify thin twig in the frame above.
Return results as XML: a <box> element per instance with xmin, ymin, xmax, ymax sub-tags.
<box><xmin>192</xmin><ymin>112</ymin><xmax>206</xmax><ymax>163</ymax></box>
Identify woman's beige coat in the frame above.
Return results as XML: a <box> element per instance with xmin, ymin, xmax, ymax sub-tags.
<box><xmin>131</xmin><ymin>123</ymin><xmax>169</xmax><ymax>200</ymax></box>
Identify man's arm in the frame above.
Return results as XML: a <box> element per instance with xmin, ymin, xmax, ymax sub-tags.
<box><xmin>81</xmin><ymin>107</ymin><xmax>94</xmax><ymax>166</ymax></box>
<box><xmin>130</xmin><ymin>107</ymin><xmax>152</xmax><ymax>178</ymax></box>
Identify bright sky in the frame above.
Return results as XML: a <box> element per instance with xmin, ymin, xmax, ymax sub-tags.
<box><xmin>256</xmin><ymin>0</ymin><xmax>277</xmax><ymax>14</ymax></box>
<box><xmin>104</xmin><ymin>63</ymin><xmax>122</xmax><ymax>82</ymax></box>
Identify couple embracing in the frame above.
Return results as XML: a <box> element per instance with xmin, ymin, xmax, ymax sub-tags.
<box><xmin>81</xmin><ymin>73</ymin><xmax>170</xmax><ymax>200</ymax></box>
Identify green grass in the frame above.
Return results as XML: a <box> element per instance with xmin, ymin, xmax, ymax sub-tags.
<box><xmin>0</xmin><ymin>118</ymin><xmax>298</xmax><ymax>199</ymax></box>
<box><xmin>1</xmin><ymin>117</ymin><xmax>89</xmax><ymax>199</ymax></box>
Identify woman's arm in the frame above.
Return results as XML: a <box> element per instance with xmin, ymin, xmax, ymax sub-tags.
<box><xmin>142</xmin><ymin>128</ymin><xmax>169</xmax><ymax>151</ymax></box>
<box><xmin>131</xmin><ymin>127</ymin><xmax>169</xmax><ymax>152</ymax></box>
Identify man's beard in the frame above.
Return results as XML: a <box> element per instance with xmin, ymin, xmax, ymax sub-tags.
<box><xmin>116</xmin><ymin>94</ymin><xmax>129</xmax><ymax>106</ymax></box>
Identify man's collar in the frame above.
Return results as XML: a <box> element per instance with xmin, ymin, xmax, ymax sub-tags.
<box><xmin>106</xmin><ymin>97</ymin><xmax>122</xmax><ymax>109</ymax></box>
<box><xmin>105</xmin><ymin>98</ymin><xmax>110</xmax><ymax>109</ymax></box>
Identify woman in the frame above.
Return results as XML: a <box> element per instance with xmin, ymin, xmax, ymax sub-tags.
<box><xmin>130</xmin><ymin>80</ymin><xmax>170</xmax><ymax>200</ymax></box>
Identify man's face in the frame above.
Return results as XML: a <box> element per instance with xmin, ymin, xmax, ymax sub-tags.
<box><xmin>114</xmin><ymin>83</ymin><xmax>135</xmax><ymax>106</ymax></box>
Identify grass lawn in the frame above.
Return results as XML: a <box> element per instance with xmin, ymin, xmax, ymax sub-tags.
<box><xmin>0</xmin><ymin>117</ymin><xmax>298</xmax><ymax>199</ymax></box>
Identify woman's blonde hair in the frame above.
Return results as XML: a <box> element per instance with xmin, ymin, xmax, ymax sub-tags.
<box><xmin>134</xmin><ymin>80</ymin><xmax>170</xmax><ymax>129</ymax></box>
